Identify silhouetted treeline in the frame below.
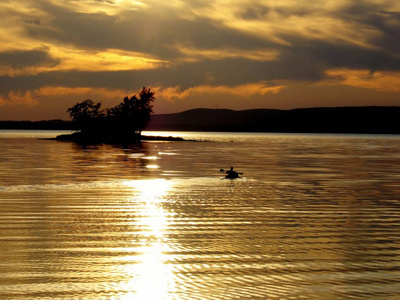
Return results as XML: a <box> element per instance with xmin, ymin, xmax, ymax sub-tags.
<box><xmin>147</xmin><ymin>106</ymin><xmax>400</xmax><ymax>134</ymax></box>
<box><xmin>2</xmin><ymin>106</ymin><xmax>400</xmax><ymax>134</ymax></box>
<box><xmin>0</xmin><ymin>120</ymin><xmax>75</xmax><ymax>130</ymax></box>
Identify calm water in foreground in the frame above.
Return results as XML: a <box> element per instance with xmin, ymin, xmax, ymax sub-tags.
<box><xmin>0</xmin><ymin>130</ymin><xmax>399</xmax><ymax>299</ymax></box>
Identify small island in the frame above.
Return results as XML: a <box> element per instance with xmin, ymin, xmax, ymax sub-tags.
<box><xmin>55</xmin><ymin>87</ymin><xmax>190</xmax><ymax>144</ymax></box>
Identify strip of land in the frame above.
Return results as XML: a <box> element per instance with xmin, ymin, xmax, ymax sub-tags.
<box><xmin>1</xmin><ymin>106</ymin><xmax>400</xmax><ymax>134</ymax></box>
<box><xmin>52</xmin><ymin>132</ymin><xmax>189</xmax><ymax>143</ymax></box>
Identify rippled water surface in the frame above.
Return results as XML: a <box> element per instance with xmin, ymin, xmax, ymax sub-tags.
<box><xmin>0</xmin><ymin>130</ymin><xmax>399</xmax><ymax>299</ymax></box>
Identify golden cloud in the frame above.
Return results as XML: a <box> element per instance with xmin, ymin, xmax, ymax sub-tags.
<box><xmin>0</xmin><ymin>86</ymin><xmax>131</xmax><ymax>107</ymax></box>
<box><xmin>325</xmin><ymin>69</ymin><xmax>400</xmax><ymax>92</ymax></box>
<box><xmin>34</xmin><ymin>86</ymin><xmax>131</xmax><ymax>98</ymax></box>
<box><xmin>175</xmin><ymin>45</ymin><xmax>279</xmax><ymax>62</ymax></box>
<box><xmin>0</xmin><ymin>47</ymin><xmax>167</xmax><ymax>77</ymax></box>
<box><xmin>0</xmin><ymin>90</ymin><xmax>38</xmax><ymax>107</ymax></box>
<box><xmin>53</xmin><ymin>48</ymin><xmax>167</xmax><ymax>72</ymax></box>
<box><xmin>156</xmin><ymin>82</ymin><xmax>284</xmax><ymax>100</ymax></box>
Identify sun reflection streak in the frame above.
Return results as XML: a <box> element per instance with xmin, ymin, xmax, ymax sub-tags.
<box><xmin>120</xmin><ymin>179</ymin><xmax>175</xmax><ymax>299</ymax></box>
<box><xmin>123</xmin><ymin>179</ymin><xmax>171</xmax><ymax>200</ymax></box>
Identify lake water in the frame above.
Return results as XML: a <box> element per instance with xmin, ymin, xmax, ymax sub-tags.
<box><xmin>0</xmin><ymin>130</ymin><xmax>399</xmax><ymax>299</ymax></box>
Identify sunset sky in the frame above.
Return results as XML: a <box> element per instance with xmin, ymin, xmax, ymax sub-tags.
<box><xmin>1</xmin><ymin>0</ymin><xmax>400</xmax><ymax>120</ymax></box>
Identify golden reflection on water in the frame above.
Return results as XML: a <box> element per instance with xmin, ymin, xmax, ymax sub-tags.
<box><xmin>1</xmin><ymin>134</ymin><xmax>400</xmax><ymax>299</ymax></box>
<box><xmin>121</xmin><ymin>179</ymin><xmax>175</xmax><ymax>299</ymax></box>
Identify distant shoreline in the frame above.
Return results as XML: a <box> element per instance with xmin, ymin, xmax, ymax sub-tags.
<box><xmin>1</xmin><ymin>106</ymin><xmax>400</xmax><ymax>135</ymax></box>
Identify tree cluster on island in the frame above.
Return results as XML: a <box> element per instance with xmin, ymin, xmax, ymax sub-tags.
<box><xmin>59</xmin><ymin>87</ymin><xmax>160</xmax><ymax>143</ymax></box>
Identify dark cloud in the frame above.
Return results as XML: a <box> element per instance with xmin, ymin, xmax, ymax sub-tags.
<box><xmin>332</xmin><ymin>2</ymin><xmax>400</xmax><ymax>53</ymax></box>
<box><xmin>236</xmin><ymin>1</ymin><xmax>317</xmax><ymax>21</ymax></box>
<box><xmin>0</xmin><ymin>47</ymin><xmax>60</xmax><ymax>69</ymax></box>
<box><xmin>0</xmin><ymin>55</ymin><xmax>322</xmax><ymax>96</ymax></box>
<box><xmin>236</xmin><ymin>4</ymin><xmax>271</xmax><ymax>20</ymax></box>
<box><xmin>22</xmin><ymin>19</ymin><xmax>41</xmax><ymax>25</ymax></box>
<box><xmin>276</xmin><ymin>34</ymin><xmax>400</xmax><ymax>73</ymax></box>
<box><xmin>2</xmin><ymin>31</ymin><xmax>400</xmax><ymax>97</ymax></box>
<box><xmin>367</xmin><ymin>11</ymin><xmax>400</xmax><ymax>53</ymax></box>
<box><xmin>2</xmin><ymin>0</ymin><xmax>400</xmax><ymax>105</ymax></box>
<box><xmin>22</xmin><ymin>1</ymin><xmax>277</xmax><ymax>59</ymax></box>
<box><xmin>274</xmin><ymin>6</ymin><xmax>314</xmax><ymax>18</ymax></box>
<box><xmin>236</xmin><ymin>2</ymin><xmax>313</xmax><ymax>20</ymax></box>
<box><xmin>16</xmin><ymin>0</ymin><xmax>399</xmax><ymax>80</ymax></box>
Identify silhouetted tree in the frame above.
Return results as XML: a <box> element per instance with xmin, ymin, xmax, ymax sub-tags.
<box><xmin>106</xmin><ymin>95</ymin><xmax>140</xmax><ymax>137</ymax></box>
<box><xmin>137</xmin><ymin>86</ymin><xmax>155</xmax><ymax>134</ymax></box>
<box><xmin>106</xmin><ymin>87</ymin><xmax>155</xmax><ymax>137</ymax></box>
<box><xmin>66</xmin><ymin>99</ymin><xmax>104</xmax><ymax>134</ymax></box>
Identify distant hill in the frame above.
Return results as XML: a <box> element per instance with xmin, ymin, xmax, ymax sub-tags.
<box><xmin>147</xmin><ymin>106</ymin><xmax>400</xmax><ymax>134</ymax></box>
<box><xmin>1</xmin><ymin>106</ymin><xmax>400</xmax><ymax>134</ymax></box>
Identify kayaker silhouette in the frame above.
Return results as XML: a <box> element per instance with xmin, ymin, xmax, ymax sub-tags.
<box><xmin>220</xmin><ymin>167</ymin><xmax>243</xmax><ymax>179</ymax></box>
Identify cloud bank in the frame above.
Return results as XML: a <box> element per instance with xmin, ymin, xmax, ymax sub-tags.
<box><xmin>0</xmin><ymin>0</ymin><xmax>399</xmax><ymax>119</ymax></box>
